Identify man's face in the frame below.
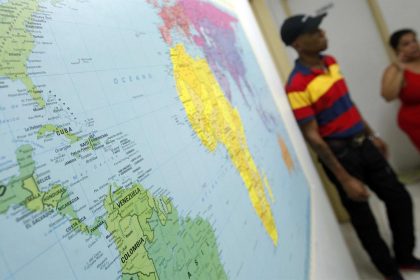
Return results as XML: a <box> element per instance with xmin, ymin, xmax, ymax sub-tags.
<box><xmin>293</xmin><ymin>28</ymin><xmax>328</xmax><ymax>54</ymax></box>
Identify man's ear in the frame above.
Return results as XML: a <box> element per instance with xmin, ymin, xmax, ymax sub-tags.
<box><xmin>291</xmin><ymin>39</ymin><xmax>300</xmax><ymax>51</ymax></box>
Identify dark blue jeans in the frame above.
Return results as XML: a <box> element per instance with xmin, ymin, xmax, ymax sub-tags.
<box><xmin>322</xmin><ymin>138</ymin><xmax>415</xmax><ymax>276</ymax></box>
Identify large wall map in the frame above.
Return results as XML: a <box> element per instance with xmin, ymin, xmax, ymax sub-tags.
<box><xmin>0</xmin><ymin>0</ymin><xmax>311</xmax><ymax>279</ymax></box>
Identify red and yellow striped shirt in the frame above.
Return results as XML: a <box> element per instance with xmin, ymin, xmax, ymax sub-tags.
<box><xmin>285</xmin><ymin>55</ymin><xmax>364</xmax><ymax>139</ymax></box>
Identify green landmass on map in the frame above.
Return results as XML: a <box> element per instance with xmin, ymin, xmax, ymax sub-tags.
<box><xmin>0</xmin><ymin>145</ymin><xmax>227</xmax><ymax>279</ymax></box>
<box><xmin>37</xmin><ymin>124</ymin><xmax>80</xmax><ymax>144</ymax></box>
<box><xmin>146</xmin><ymin>208</ymin><xmax>228</xmax><ymax>280</ymax></box>
<box><xmin>104</xmin><ymin>184</ymin><xmax>227</xmax><ymax>280</ymax></box>
<box><xmin>0</xmin><ymin>145</ymin><xmax>100</xmax><ymax>237</ymax></box>
<box><xmin>0</xmin><ymin>0</ymin><xmax>45</xmax><ymax>108</ymax></box>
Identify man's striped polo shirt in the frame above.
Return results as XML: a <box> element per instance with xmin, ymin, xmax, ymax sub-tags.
<box><xmin>285</xmin><ymin>55</ymin><xmax>364</xmax><ymax>139</ymax></box>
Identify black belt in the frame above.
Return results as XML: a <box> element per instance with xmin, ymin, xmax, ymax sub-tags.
<box><xmin>325</xmin><ymin>133</ymin><xmax>367</xmax><ymax>149</ymax></box>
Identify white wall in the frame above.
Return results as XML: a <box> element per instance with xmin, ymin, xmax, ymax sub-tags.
<box><xmin>234</xmin><ymin>1</ymin><xmax>359</xmax><ymax>279</ymax></box>
<box><xmin>266</xmin><ymin>0</ymin><xmax>420</xmax><ymax>172</ymax></box>
<box><xmin>378</xmin><ymin>0</ymin><xmax>420</xmax><ymax>34</ymax></box>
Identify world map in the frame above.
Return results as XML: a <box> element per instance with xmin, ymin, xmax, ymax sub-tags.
<box><xmin>0</xmin><ymin>0</ymin><xmax>311</xmax><ymax>279</ymax></box>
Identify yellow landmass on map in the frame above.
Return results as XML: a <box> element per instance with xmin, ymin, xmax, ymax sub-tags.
<box><xmin>263</xmin><ymin>173</ymin><xmax>275</xmax><ymax>203</ymax></box>
<box><xmin>23</xmin><ymin>176</ymin><xmax>43</xmax><ymax>211</ymax></box>
<box><xmin>170</xmin><ymin>44</ymin><xmax>278</xmax><ymax>245</ymax></box>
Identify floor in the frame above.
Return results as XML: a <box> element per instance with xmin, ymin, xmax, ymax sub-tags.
<box><xmin>340</xmin><ymin>182</ymin><xmax>420</xmax><ymax>280</ymax></box>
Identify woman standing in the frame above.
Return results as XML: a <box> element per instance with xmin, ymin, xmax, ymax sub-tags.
<box><xmin>382</xmin><ymin>29</ymin><xmax>420</xmax><ymax>152</ymax></box>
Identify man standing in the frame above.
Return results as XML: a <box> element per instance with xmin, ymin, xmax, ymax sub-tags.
<box><xmin>280</xmin><ymin>13</ymin><xmax>419</xmax><ymax>280</ymax></box>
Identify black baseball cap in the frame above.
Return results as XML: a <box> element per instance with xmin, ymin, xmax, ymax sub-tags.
<box><xmin>280</xmin><ymin>13</ymin><xmax>327</xmax><ymax>45</ymax></box>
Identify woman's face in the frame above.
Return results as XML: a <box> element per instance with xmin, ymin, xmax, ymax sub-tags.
<box><xmin>397</xmin><ymin>32</ymin><xmax>420</xmax><ymax>60</ymax></box>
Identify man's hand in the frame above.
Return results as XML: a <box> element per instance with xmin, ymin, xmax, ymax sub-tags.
<box><xmin>371</xmin><ymin>137</ymin><xmax>389</xmax><ymax>159</ymax></box>
<box><xmin>300</xmin><ymin>120</ymin><xmax>367</xmax><ymax>201</ymax></box>
<box><xmin>341</xmin><ymin>176</ymin><xmax>370</xmax><ymax>201</ymax></box>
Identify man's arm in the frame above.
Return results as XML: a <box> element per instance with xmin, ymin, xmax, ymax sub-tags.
<box><xmin>300</xmin><ymin>119</ymin><xmax>369</xmax><ymax>201</ymax></box>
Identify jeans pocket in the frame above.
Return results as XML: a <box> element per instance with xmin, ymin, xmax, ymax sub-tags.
<box><xmin>330</xmin><ymin>145</ymin><xmax>351</xmax><ymax>160</ymax></box>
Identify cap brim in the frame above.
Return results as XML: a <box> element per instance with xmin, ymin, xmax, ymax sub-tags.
<box><xmin>303</xmin><ymin>13</ymin><xmax>326</xmax><ymax>33</ymax></box>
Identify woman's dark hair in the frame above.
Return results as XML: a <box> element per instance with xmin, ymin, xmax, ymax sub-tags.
<box><xmin>389</xmin><ymin>29</ymin><xmax>416</xmax><ymax>50</ymax></box>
